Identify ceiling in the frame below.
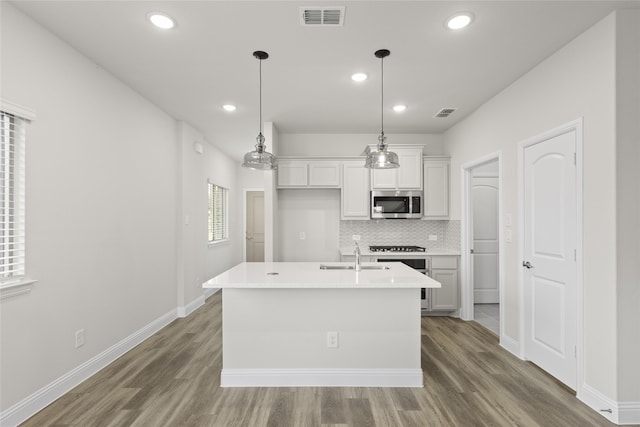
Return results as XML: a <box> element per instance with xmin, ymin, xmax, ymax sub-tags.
<box><xmin>10</xmin><ymin>1</ymin><xmax>640</xmax><ymax>161</ymax></box>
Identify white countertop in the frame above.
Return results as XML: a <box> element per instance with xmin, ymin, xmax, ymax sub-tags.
<box><xmin>339</xmin><ymin>247</ymin><xmax>461</xmax><ymax>257</ymax></box>
<box><xmin>203</xmin><ymin>262</ymin><xmax>441</xmax><ymax>289</ymax></box>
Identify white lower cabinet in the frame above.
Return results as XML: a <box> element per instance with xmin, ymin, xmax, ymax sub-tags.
<box><xmin>428</xmin><ymin>256</ymin><xmax>459</xmax><ymax>312</ymax></box>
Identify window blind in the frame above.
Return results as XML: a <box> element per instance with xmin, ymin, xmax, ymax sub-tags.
<box><xmin>0</xmin><ymin>111</ymin><xmax>26</xmax><ymax>281</ymax></box>
<box><xmin>208</xmin><ymin>182</ymin><xmax>228</xmax><ymax>242</ymax></box>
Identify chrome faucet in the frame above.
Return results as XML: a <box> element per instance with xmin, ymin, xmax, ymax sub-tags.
<box><xmin>354</xmin><ymin>242</ymin><xmax>361</xmax><ymax>271</ymax></box>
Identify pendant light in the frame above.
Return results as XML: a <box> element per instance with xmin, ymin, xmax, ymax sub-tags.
<box><xmin>242</xmin><ymin>51</ymin><xmax>277</xmax><ymax>170</ymax></box>
<box><xmin>364</xmin><ymin>49</ymin><xmax>400</xmax><ymax>169</ymax></box>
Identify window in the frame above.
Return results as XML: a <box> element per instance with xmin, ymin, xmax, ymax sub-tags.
<box><xmin>0</xmin><ymin>111</ymin><xmax>27</xmax><ymax>282</ymax></box>
<box><xmin>208</xmin><ymin>182</ymin><xmax>228</xmax><ymax>243</ymax></box>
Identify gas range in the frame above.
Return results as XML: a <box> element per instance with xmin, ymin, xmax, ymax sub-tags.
<box><xmin>369</xmin><ymin>245</ymin><xmax>426</xmax><ymax>253</ymax></box>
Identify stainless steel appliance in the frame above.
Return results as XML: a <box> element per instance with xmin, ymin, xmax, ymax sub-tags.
<box><xmin>371</xmin><ymin>190</ymin><xmax>422</xmax><ymax>219</ymax></box>
<box><xmin>369</xmin><ymin>245</ymin><xmax>426</xmax><ymax>253</ymax></box>
<box><xmin>371</xmin><ymin>245</ymin><xmax>429</xmax><ymax>313</ymax></box>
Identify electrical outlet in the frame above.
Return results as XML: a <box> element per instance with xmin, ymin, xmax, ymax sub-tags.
<box><xmin>327</xmin><ymin>331</ymin><xmax>338</xmax><ymax>349</ymax></box>
<box><xmin>299</xmin><ymin>232</ymin><xmax>306</xmax><ymax>240</ymax></box>
<box><xmin>352</xmin><ymin>235</ymin><xmax>361</xmax><ymax>241</ymax></box>
<box><xmin>429</xmin><ymin>235</ymin><xmax>438</xmax><ymax>241</ymax></box>
<box><xmin>505</xmin><ymin>229</ymin><xmax>513</xmax><ymax>243</ymax></box>
<box><xmin>75</xmin><ymin>329</ymin><xmax>85</xmax><ymax>348</ymax></box>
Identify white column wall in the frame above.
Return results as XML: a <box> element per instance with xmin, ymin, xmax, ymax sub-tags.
<box><xmin>615</xmin><ymin>10</ymin><xmax>640</xmax><ymax>404</ymax></box>
<box><xmin>444</xmin><ymin>13</ymin><xmax>618</xmax><ymax>399</ymax></box>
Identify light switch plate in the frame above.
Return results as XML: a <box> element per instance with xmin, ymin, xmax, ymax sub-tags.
<box><xmin>505</xmin><ymin>213</ymin><xmax>512</xmax><ymax>227</ymax></box>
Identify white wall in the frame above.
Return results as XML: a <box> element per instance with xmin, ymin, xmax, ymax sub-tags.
<box><xmin>444</xmin><ymin>10</ymin><xmax>639</xmax><ymax>410</ymax></box>
<box><xmin>279</xmin><ymin>133</ymin><xmax>444</xmax><ymax>157</ymax></box>
<box><xmin>278</xmin><ymin>190</ymin><xmax>341</xmax><ymax>262</ymax></box>
<box><xmin>177</xmin><ymin>122</ymin><xmax>241</xmax><ymax>309</ymax></box>
<box><xmin>615</xmin><ymin>10</ymin><xmax>640</xmax><ymax>404</ymax></box>
<box><xmin>1</xmin><ymin>3</ymin><xmax>178</xmax><ymax>411</ymax></box>
<box><xmin>263</xmin><ymin>122</ymin><xmax>279</xmax><ymax>261</ymax></box>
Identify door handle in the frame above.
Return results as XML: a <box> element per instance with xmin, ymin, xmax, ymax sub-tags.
<box><xmin>470</xmin><ymin>249</ymin><xmax>474</xmax><ymax>254</ymax></box>
<box><xmin>522</xmin><ymin>261</ymin><xmax>534</xmax><ymax>269</ymax></box>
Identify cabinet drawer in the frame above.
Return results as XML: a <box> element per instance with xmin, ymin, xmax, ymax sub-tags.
<box><xmin>431</xmin><ymin>256</ymin><xmax>457</xmax><ymax>269</ymax></box>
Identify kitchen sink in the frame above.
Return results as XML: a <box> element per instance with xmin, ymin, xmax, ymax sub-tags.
<box><xmin>319</xmin><ymin>264</ymin><xmax>390</xmax><ymax>270</ymax></box>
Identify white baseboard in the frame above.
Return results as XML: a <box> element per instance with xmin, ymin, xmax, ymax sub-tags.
<box><xmin>618</xmin><ymin>401</ymin><xmax>640</xmax><ymax>425</ymax></box>
<box><xmin>221</xmin><ymin>368</ymin><xmax>424</xmax><ymax>388</ymax></box>
<box><xmin>204</xmin><ymin>287</ymin><xmax>219</xmax><ymax>299</ymax></box>
<box><xmin>177</xmin><ymin>294</ymin><xmax>205</xmax><ymax>318</ymax></box>
<box><xmin>0</xmin><ymin>308</ymin><xmax>178</xmax><ymax>427</ymax></box>
<box><xmin>579</xmin><ymin>384</ymin><xmax>640</xmax><ymax>425</ymax></box>
<box><xmin>499</xmin><ymin>333</ymin><xmax>524</xmax><ymax>359</ymax></box>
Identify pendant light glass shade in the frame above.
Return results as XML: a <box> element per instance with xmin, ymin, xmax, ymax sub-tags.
<box><xmin>242</xmin><ymin>51</ymin><xmax>277</xmax><ymax>170</ymax></box>
<box><xmin>364</xmin><ymin>133</ymin><xmax>399</xmax><ymax>169</ymax></box>
<box><xmin>365</xmin><ymin>49</ymin><xmax>399</xmax><ymax>169</ymax></box>
<box><xmin>242</xmin><ymin>133</ymin><xmax>277</xmax><ymax>170</ymax></box>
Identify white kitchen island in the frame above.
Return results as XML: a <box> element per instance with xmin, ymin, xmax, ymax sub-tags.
<box><xmin>203</xmin><ymin>262</ymin><xmax>440</xmax><ymax>388</ymax></box>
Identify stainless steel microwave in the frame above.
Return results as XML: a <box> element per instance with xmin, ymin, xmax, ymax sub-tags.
<box><xmin>371</xmin><ymin>190</ymin><xmax>422</xmax><ymax>219</ymax></box>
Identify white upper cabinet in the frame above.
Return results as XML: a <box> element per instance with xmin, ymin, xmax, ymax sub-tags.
<box><xmin>277</xmin><ymin>159</ymin><xmax>340</xmax><ymax>188</ymax></box>
<box><xmin>309</xmin><ymin>162</ymin><xmax>340</xmax><ymax>187</ymax></box>
<box><xmin>341</xmin><ymin>161</ymin><xmax>370</xmax><ymax>220</ymax></box>
<box><xmin>277</xmin><ymin>161</ymin><xmax>308</xmax><ymax>187</ymax></box>
<box><xmin>370</xmin><ymin>147</ymin><xmax>423</xmax><ymax>190</ymax></box>
<box><xmin>423</xmin><ymin>157</ymin><xmax>450</xmax><ymax>219</ymax></box>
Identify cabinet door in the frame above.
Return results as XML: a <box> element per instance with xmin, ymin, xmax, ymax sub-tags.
<box><xmin>430</xmin><ymin>268</ymin><xmax>458</xmax><ymax>311</ymax></box>
<box><xmin>309</xmin><ymin>162</ymin><xmax>340</xmax><ymax>187</ymax></box>
<box><xmin>423</xmin><ymin>159</ymin><xmax>450</xmax><ymax>218</ymax></box>
<box><xmin>277</xmin><ymin>161</ymin><xmax>308</xmax><ymax>187</ymax></box>
<box><xmin>371</xmin><ymin>148</ymin><xmax>423</xmax><ymax>190</ymax></box>
<box><xmin>397</xmin><ymin>149</ymin><xmax>423</xmax><ymax>189</ymax></box>
<box><xmin>342</xmin><ymin>162</ymin><xmax>370</xmax><ymax>219</ymax></box>
<box><xmin>371</xmin><ymin>168</ymin><xmax>397</xmax><ymax>189</ymax></box>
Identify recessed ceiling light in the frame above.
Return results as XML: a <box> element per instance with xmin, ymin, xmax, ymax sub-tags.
<box><xmin>446</xmin><ymin>13</ymin><xmax>473</xmax><ymax>30</ymax></box>
<box><xmin>222</xmin><ymin>104</ymin><xmax>237</xmax><ymax>112</ymax></box>
<box><xmin>393</xmin><ymin>105</ymin><xmax>407</xmax><ymax>113</ymax></box>
<box><xmin>148</xmin><ymin>12</ymin><xmax>176</xmax><ymax>30</ymax></box>
<box><xmin>351</xmin><ymin>73</ymin><xmax>368</xmax><ymax>82</ymax></box>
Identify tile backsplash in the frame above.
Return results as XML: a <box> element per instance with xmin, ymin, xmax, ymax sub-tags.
<box><xmin>340</xmin><ymin>220</ymin><xmax>460</xmax><ymax>251</ymax></box>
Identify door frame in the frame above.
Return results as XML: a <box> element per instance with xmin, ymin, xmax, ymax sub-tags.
<box><xmin>517</xmin><ymin>118</ymin><xmax>584</xmax><ymax>394</ymax></box>
<box><xmin>460</xmin><ymin>152</ymin><xmax>503</xmax><ymax>331</ymax></box>
<box><xmin>243</xmin><ymin>188</ymin><xmax>265</xmax><ymax>262</ymax></box>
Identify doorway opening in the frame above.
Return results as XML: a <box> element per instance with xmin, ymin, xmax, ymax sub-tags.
<box><xmin>461</xmin><ymin>153</ymin><xmax>502</xmax><ymax>338</ymax></box>
<box><xmin>245</xmin><ymin>190</ymin><xmax>265</xmax><ymax>262</ymax></box>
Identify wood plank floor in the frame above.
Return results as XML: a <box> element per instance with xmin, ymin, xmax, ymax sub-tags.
<box><xmin>21</xmin><ymin>291</ymin><xmax>614</xmax><ymax>427</ymax></box>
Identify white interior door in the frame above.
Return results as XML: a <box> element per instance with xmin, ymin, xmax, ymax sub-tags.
<box><xmin>246</xmin><ymin>191</ymin><xmax>265</xmax><ymax>262</ymax></box>
<box><xmin>523</xmin><ymin>130</ymin><xmax>577</xmax><ymax>390</ymax></box>
<box><xmin>472</xmin><ymin>175</ymin><xmax>499</xmax><ymax>303</ymax></box>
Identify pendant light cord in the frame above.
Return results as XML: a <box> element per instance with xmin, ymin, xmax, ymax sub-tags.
<box><xmin>259</xmin><ymin>58</ymin><xmax>263</xmax><ymax>136</ymax></box>
<box><xmin>380</xmin><ymin>54</ymin><xmax>384</xmax><ymax>136</ymax></box>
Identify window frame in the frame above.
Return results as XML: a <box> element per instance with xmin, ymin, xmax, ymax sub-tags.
<box><xmin>0</xmin><ymin>100</ymin><xmax>36</xmax><ymax>299</ymax></box>
<box><xmin>207</xmin><ymin>181</ymin><xmax>229</xmax><ymax>245</ymax></box>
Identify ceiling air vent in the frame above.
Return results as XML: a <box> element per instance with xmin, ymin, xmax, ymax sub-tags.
<box><xmin>434</xmin><ymin>108</ymin><xmax>457</xmax><ymax>118</ymax></box>
<box><xmin>300</xmin><ymin>7</ymin><xmax>345</xmax><ymax>26</ymax></box>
